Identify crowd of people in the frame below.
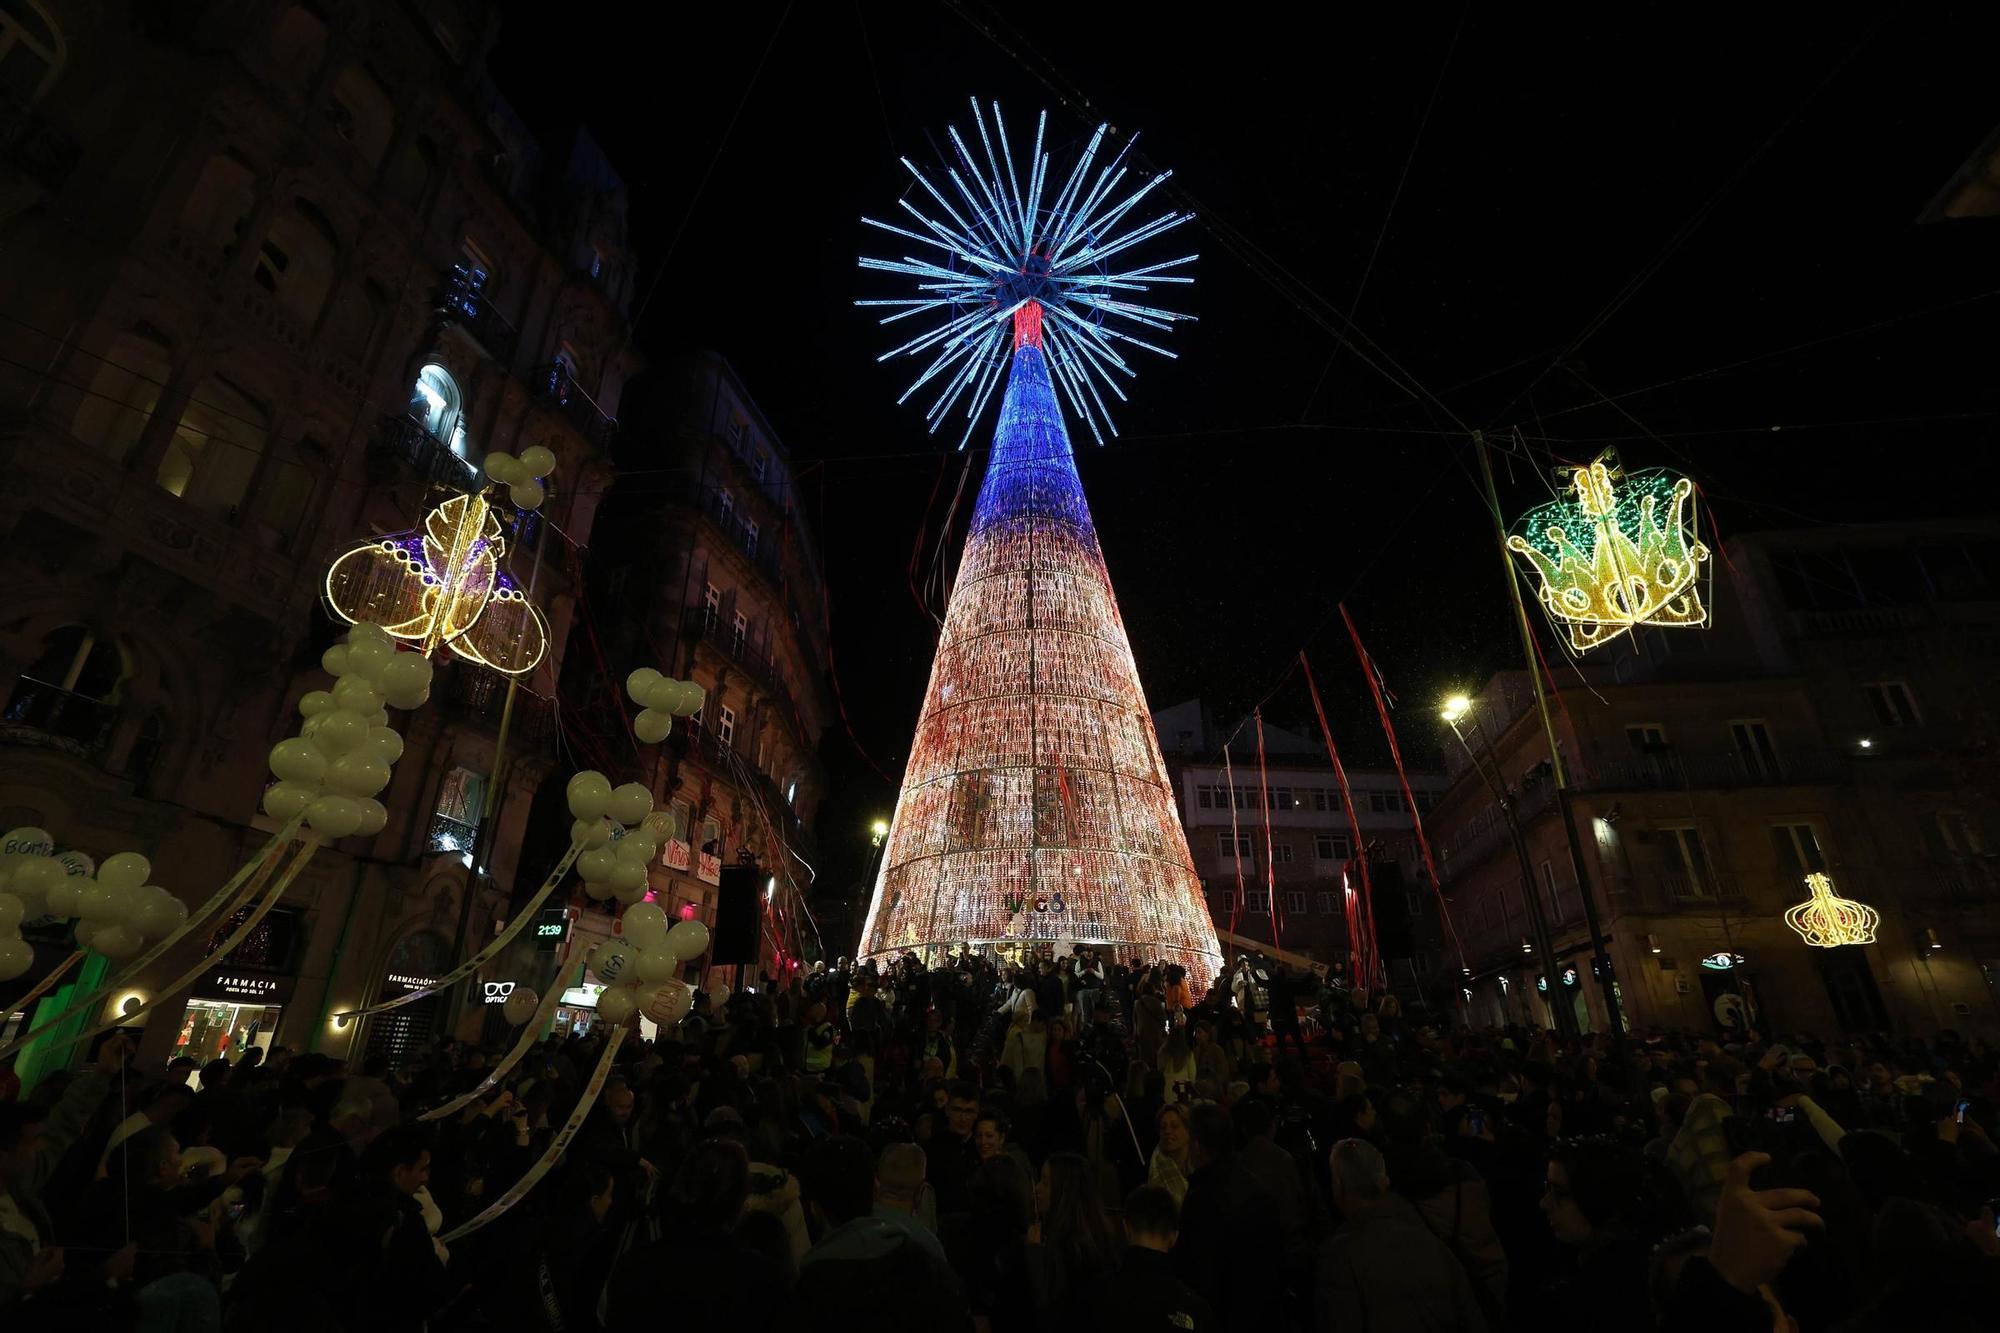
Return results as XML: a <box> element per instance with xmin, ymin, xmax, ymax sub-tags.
<box><xmin>2</xmin><ymin>946</ymin><xmax>1997</xmax><ymax>1331</ymax></box>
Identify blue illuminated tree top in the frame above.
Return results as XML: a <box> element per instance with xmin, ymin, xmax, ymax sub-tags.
<box><xmin>858</xmin><ymin>99</ymin><xmax>1198</xmax><ymax>448</ymax></box>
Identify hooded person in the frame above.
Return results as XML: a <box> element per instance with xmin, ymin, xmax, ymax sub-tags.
<box><xmin>796</xmin><ymin>1135</ymin><xmax>970</xmax><ymax>1332</ymax></box>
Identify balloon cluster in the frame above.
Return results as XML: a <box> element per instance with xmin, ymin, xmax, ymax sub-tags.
<box><xmin>0</xmin><ymin>829</ymin><xmax>188</xmax><ymax>978</ymax></box>
<box><xmin>264</xmin><ymin>624</ymin><xmax>424</xmax><ymax>840</ymax></box>
<box><xmin>566</xmin><ymin>770</ymin><xmax>679</xmax><ymax>906</ymax></box>
<box><xmin>501</xmin><ymin>985</ymin><xmax>540</xmax><ymax>1026</ymax></box>
<box><xmin>625</xmin><ymin>668</ymin><xmax>705</xmax><ymax>745</ymax></box>
<box><xmin>483</xmin><ymin>445</ymin><xmax>557</xmax><ymax>511</ymax></box>
<box><xmin>586</xmin><ymin>907</ymin><xmax>710</xmax><ymax>1029</ymax></box>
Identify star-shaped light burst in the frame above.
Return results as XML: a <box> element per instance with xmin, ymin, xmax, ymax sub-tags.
<box><xmin>859</xmin><ymin>98</ymin><xmax>1198</xmax><ymax>447</ymax></box>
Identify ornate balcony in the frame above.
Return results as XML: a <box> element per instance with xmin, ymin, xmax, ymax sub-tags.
<box><xmin>438</xmin><ymin>264</ymin><xmax>519</xmax><ymax>365</ymax></box>
<box><xmin>433</xmin><ymin>661</ymin><xmax>556</xmax><ymax>753</ymax></box>
<box><xmin>1583</xmin><ymin>745</ymin><xmax>1842</xmax><ymax>791</ymax></box>
<box><xmin>1</xmin><ymin>678</ymin><xmax>116</xmax><ymax>761</ymax></box>
<box><xmin>369</xmin><ymin>413</ymin><xmax>481</xmax><ymax>491</ymax></box>
<box><xmin>532</xmin><ymin>364</ymin><xmax>618</xmax><ymax>450</ymax></box>
<box><xmin>692</xmin><ymin>483</ymin><xmax>785</xmax><ymax>587</ymax></box>
<box><xmin>426</xmin><ymin>812</ymin><xmax>478</xmax><ymax>855</ymax></box>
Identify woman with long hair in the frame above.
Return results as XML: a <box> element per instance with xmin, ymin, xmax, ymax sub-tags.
<box><xmin>1160</xmin><ymin>1028</ymin><xmax>1197</xmax><ymax>1105</ymax></box>
<box><xmin>1148</xmin><ymin>1102</ymin><xmax>1193</xmax><ymax>1204</ymax></box>
<box><xmin>1027</xmin><ymin>1151</ymin><xmax>1119</xmax><ymax>1323</ymax></box>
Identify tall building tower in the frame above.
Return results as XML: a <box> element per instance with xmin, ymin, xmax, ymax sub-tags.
<box><xmin>856</xmin><ymin>302</ymin><xmax>1221</xmax><ymax>983</ymax></box>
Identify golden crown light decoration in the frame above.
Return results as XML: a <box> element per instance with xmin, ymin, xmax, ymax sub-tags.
<box><xmin>324</xmin><ymin>486</ymin><xmax>549</xmax><ymax>677</ymax></box>
<box><xmin>1784</xmin><ymin>871</ymin><xmax>1880</xmax><ymax>948</ymax></box>
<box><xmin>1506</xmin><ymin>452</ymin><xmax>1712</xmax><ymax>653</ymax></box>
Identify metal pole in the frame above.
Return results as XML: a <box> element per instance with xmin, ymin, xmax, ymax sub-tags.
<box><xmin>441</xmin><ymin>502</ymin><xmax>549</xmax><ymax>1040</ymax></box>
<box><xmin>1472</xmin><ymin>432</ymin><xmax>1621</xmax><ymax>1033</ymax></box>
<box><xmin>1449</xmin><ymin>718</ymin><xmax>1574</xmax><ymax>1037</ymax></box>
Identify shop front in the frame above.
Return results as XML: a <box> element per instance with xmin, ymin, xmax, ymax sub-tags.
<box><xmin>363</xmin><ymin>929</ymin><xmax>452</xmax><ymax>1070</ymax></box>
<box><xmin>175</xmin><ymin>969</ymin><xmax>295</xmax><ymax>1067</ymax></box>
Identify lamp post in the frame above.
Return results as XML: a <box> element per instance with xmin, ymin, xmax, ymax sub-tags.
<box><xmin>1441</xmin><ymin>693</ymin><xmax>1577</xmax><ymax>1037</ymax></box>
<box><xmin>1472</xmin><ymin>432</ymin><xmax>1622</xmax><ymax>1035</ymax></box>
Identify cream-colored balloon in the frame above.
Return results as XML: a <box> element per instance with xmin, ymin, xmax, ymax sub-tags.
<box><xmin>634</xmin><ymin>944</ymin><xmax>679</xmax><ymax>985</ymax></box>
<box><xmin>518</xmin><ymin>444</ymin><xmax>557</xmax><ymax>477</ymax></box>
<box><xmin>263</xmin><ymin>781</ymin><xmax>318</xmax><ymax>822</ymax></box>
<box><xmin>596</xmin><ymin>985</ymin><xmax>638</xmax><ymax>1026</ymax></box>
<box><xmin>665</xmin><ymin>917</ymin><xmax>712</xmax><ymax>962</ymax></box>
<box><xmin>92</xmin><ymin>924</ymin><xmax>144</xmax><ymax>958</ymax></box>
<box><xmin>305</xmin><ymin>795</ymin><xmax>365</xmax><ymax>839</ymax></box>
<box><xmin>566</xmin><ymin>771</ymin><xmax>613</xmax><ymax>822</ymax></box>
<box><xmin>621</xmin><ymin>901</ymin><xmax>670</xmax><ymax>951</ymax></box>
<box><xmin>605</xmin><ymin>781</ymin><xmax>653</xmax><ymax>827</ymax></box>
<box><xmin>633</xmin><ymin>709</ymin><xmax>672</xmax><ymax>744</ymax></box>
<box><xmin>96</xmin><ymin>852</ymin><xmax>152</xmax><ymax>891</ymax></box>
<box><xmin>1</xmin><ymin>827</ymin><xmax>54</xmax><ymax>859</ymax></box>
<box><xmin>638</xmin><ymin>980</ymin><xmax>693</xmax><ymax>1027</ymax></box>
<box><xmin>0</xmin><ymin>936</ymin><xmax>32</xmax><ymax>982</ymax></box>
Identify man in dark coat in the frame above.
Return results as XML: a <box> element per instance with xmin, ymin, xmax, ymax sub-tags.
<box><xmin>1313</xmin><ymin>1137</ymin><xmax>1487</xmax><ymax>1332</ymax></box>
<box><xmin>1076</xmin><ymin>1184</ymin><xmax>1218</xmax><ymax>1332</ymax></box>
<box><xmin>1171</xmin><ymin>1104</ymin><xmax>1282</xmax><ymax>1333</ymax></box>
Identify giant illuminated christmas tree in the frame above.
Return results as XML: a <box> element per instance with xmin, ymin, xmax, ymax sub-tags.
<box><xmin>854</xmin><ymin>101</ymin><xmax>1222</xmax><ymax>986</ymax></box>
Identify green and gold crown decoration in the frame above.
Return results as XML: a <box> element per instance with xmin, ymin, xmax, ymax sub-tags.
<box><xmin>1505</xmin><ymin>451</ymin><xmax>1712</xmax><ymax>653</ymax></box>
<box><xmin>1784</xmin><ymin>872</ymin><xmax>1880</xmax><ymax>949</ymax></box>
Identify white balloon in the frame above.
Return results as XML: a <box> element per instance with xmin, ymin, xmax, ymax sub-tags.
<box><xmin>518</xmin><ymin>444</ymin><xmax>557</xmax><ymax>477</ymax></box>
<box><xmin>325</xmin><ymin>753</ymin><xmax>392</xmax><ymax>798</ymax></box>
<box><xmin>634</xmin><ymin>944</ymin><xmax>679</xmax><ymax>985</ymax></box>
<box><xmin>511</xmin><ymin>478</ymin><xmax>545</xmax><ymax>511</ymax></box>
<box><xmin>607</xmin><ymin>861</ymin><xmax>646</xmax><ymax>894</ymax></box>
<box><xmin>95</xmin><ymin>852</ymin><xmax>148</xmax><ymax>891</ymax></box>
<box><xmin>596</xmin><ymin>985</ymin><xmax>638</xmax><ymax>1026</ymax></box>
<box><xmin>612</xmin><ymin>881</ymin><xmax>647</xmax><ymax>907</ymax></box>
<box><xmin>45</xmin><ymin>878</ymin><xmax>82</xmax><ymax>919</ymax></box>
<box><xmin>613</xmin><ymin>834</ymin><xmax>657</xmax><ymax>865</ymax></box>
<box><xmin>566</xmin><ymin>771</ymin><xmax>612</xmax><ymax>822</ymax></box>
<box><xmin>298</xmin><ymin>690</ymin><xmax>336</xmax><ymax>717</ymax></box>
<box><xmin>639</xmin><ymin>810</ymin><xmax>679</xmax><ymax>842</ymax></box>
<box><xmin>93</xmin><ymin>924</ymin><xmax>143</xmax><ymax>958</ymax></box>
<box><xmin>0</xmin><ymin>892</ymin><xmax>23</xmax><ymax>934</ymax></box>
<box><xmin>0</xmin><ymin>936</ymin><xmax>31</xmax><ymax>982</ymax></box>
<box><xmin>377</xmin><ymin>654</ymin><xmax>431</xmax><ymax>701</ymax></box>
<box><xmin>55</xmin><ymin>850</ymin><xmax>95</xmax><ymax>880</ymax></box>
<box><xmin>133</xmin><ymin>885</ymin><xmax>188</xmax><ymax>938</ymax></box>
<box><xmin>606</xmin><ymin>782</ymin><xmax>652</xmax><ymax>827</ymax></box>
<box><xmin>305</xmin><ymin>795</ymin><xmax>365</xmax><ymax>838</ymax></box>
<box><xmin>367</xmin><ymin>726</ymin><xmax>405</xmax><ymax>765</ymax></box>
<box><xmin>577</xmin><ymin>848</ymin><xmax>616</xmax><ymax>883</ymax></box>
<box><xmin>269</xmin><ymin>738</ymin><xmax>327</xmax><ymax>785</ymax></box>
<box><xmin>633</xmin><ymin>709</ymin><xmax>672</xmax><ymax>745</ymax></box>
<box><xmin>354</xmin><ymin>798</ymin><xmax>389</xmax><ymax>838</ymax></box>
<box><xmin>13</xmin><ymin>858</ymin><xmax>64</xmax><ymax>899</ymax></box>
<box><xmin>665</xmin><ymin>917</ymin><xmax>712</xmax><ymax>962</ymax></box>
<box><xmin>502</xmin><ymin>986</ymin><xmax>540</xmax><ymax>1025</ymax></box>
<box><xmin>263</xmin><ymin>780</ymin><xmax>318</xmax><ymax>822</ymax></box>
<box><xmin>672</xmin><ymin>681</ymin><xmax>705</xmax><ymax>716</ymax></box>
<box><xmin>484</xmin><ymin>451</ymin><xmax>523</xmax><ymax>486</ymax></box>
<box><xmin>583</xmin><ymin>878</ymin><xmax>615</xmax><ymax>902</ymax></box>
<box><xmin>589</xmin><ymin>937</ymin><xmax>636</xmax><ymax>985</ymax></box>
<box><xmin>621</xmin><ymin>901</ymin><xmax>669</xmax><ymax>951</ymax></box>
<box><xmin>73</xmin><ymin>919</ymin><xmax>100</xmax><ymax>948</ymax></box>
<box><xmin>331</xmin><ymin>676</ymin><xmax>383</xmax><ymax>716</ymax></box>
<box><xmin>626</xmin><ymin>667</ymin><xmax>663</xmax><ymax>701</ymax></box>
<box><xmin>1</xmin><ymin>827</ymin><xmax>54</xmax><ymax>859</ymax></box>
<box><xmin>310</xmin><ymin>710</ymin><xmax>369</xmax><ymax>757</ymax></box>
<box><xmin>382</xmin><ymin>686</ymin><xmax>429</xmax><ymax>712</ymax></box>
<box><xmin>638</xmin><ymin>979</ymin><xmax>693</xmax><ymax>1027</ymax></box>
<box><xmin>344</xmin><ymin>636</ymin><xmax>393</xmax><ymax>681</ymax></box>
<box><xmin>321</xmin><ymin>644</ymin><xmax>351</xmax><ymax>677</ymax></box>
<box><xmin>76</xmin><ymin>881</ymin><xmax>124</xmax><ymax>922</ymax></box>
<box><xmin>571</xmin><ymin>818</ymin><xmax>611</xmax><ymax>850</ymax></box>
<box><xmin>347</xmin><ymin>621</ymin><xmax>393</xmax><ymax>648</ymax></box>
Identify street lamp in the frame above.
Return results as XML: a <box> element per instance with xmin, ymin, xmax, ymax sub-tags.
<box><xmin>869</xmin><ymin>818</ymin><xmax>889</xmax><ymax>848</ymax></box>
<box><xmin>1440</xmin><ymin>695</ymin><xmax>1472</xmax><ymax>725</ymax></box>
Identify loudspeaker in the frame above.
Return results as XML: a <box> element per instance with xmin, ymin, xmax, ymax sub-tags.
<box><xmin>712</xmin><ymin>865</ymin><xmax>763</xmax><ymax>965</ymax></box>
<box><xmin>1366</xmin><ymin>861</ymin><xmax>1416</xmax><ymax>957</ymax></box>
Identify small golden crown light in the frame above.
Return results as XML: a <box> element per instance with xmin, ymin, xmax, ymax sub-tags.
<box><xmin>1506</xmin><ymin>452</ymin><xmax>1712</xmax><ymax>653</ymax></box>
<box><xmin>324</xmin><ymin>491</ymin><xmax>549</xmax><ymax>676</ymax></box>
<box><xmin>1784</xmin><ymin>871</ymin><xmax>1880</xmax><ymax>948</ymax></box>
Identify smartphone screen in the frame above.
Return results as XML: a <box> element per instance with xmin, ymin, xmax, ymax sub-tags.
<box><xmin>1958</xmin><ymin>1101</ymin><xmax>1970</xmax><ymax>1124</ymax></box>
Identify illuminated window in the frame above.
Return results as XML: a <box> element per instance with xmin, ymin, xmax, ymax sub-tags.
<box><xmin>0</xmin><ymin>0</ymin><xmax>63</xmax><ymax>102</ymax></box>
<box><xmin>410</xmin><ymin>364</ymin><xmax>464</xmax><ymax>452</ymax></box>
<box><xmin>1863</xmin><ymin>680</ymin><xmax>1920</xmax><ymax>727</ymax></box>
<box><xmin>589</xmin><ymin>248</ymin><xmax>604</xmax><ymax>279</ymax></box>
<box><xmin>702</xmin><ymin>582</ymin><xmax>721</xmax><ymax>625</ymax></box>
<box><xmin>428</xmin><ymin>767</ymin><xmax>483</xmax><ymax>854</ymax></box>
<box><xmin>731</xmin><ymin>610</ymin><xmax>747</xmax><ymax>654</ymax></box>
<box><xmin>158</xmin><ymin>376</ymin><xmax>268</xmax><ymax>512</ymax></box>
<box><xmin>786</xmin><ymin>781</ymin><xmax>797</xmax><ymax>805</ymax></box>
<box><xmin>719</xmin><ymin>490</ymin><xmax>735</xmax><ymax>524</ymax></box>
<box><xmin>717</xmin><ymin>704</ymin><xmax>735</xmax><ymax>746</ymax></box>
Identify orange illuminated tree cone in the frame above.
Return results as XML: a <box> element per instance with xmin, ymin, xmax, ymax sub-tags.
<box><xmin>856</xmin><ymin>307</ymin><xmax>1223</xmax><ymax>988</ymax></box>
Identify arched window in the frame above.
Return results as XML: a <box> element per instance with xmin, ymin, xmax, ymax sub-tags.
<box><xmin>326</xmin><ymin>65</ymin><xmax>396</xmax><ymax>169</ymax></box>
<box><xmin>159</xmin><ymin>375</ymin><xmax>268</xmax><ymax>512</ymax></box>
<box><xmin>70</xmin><ymin>328</ymin><xmax>172</xmax><ymax>463</ymax></box>
<box><xmin>3</xmin><ymin>624</ymin><xmax>125</xmax><ymax>752</ymax></box>
<box><xmin>177</xmin><ymin>151</ymin><xmax>258</xmax><ymax>260</ymax></box>
<box><xmin>254</xmin><ymin>198</ymin><xmax>340</xmax><ymax>329</ymax></box>
<box><xmin>0</xmin><ymin>0</ymin><xmax>64</xmax><ymax>103</ymax></box>
<box><xmin>409</xmin><ymin>363</ymin><xmax>466</xmax><ymax>456</ymax></box>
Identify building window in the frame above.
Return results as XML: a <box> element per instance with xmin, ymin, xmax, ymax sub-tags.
<box><xmin>717</xmin><ymin>704</ymin><xmax>736</xmax><ymax>746</ymax></box>
<box><xmin>1285</xmin><ymin>891</ymin><xmax>1308</xmax><ymax>915</ymax></box>
<box><xmin>429</xmin><ymin>767</ymin><xmax>484</xmax><ymax>854</ymax></box>
<box><xmin>1863</xmin><ymin>680</ymin><xmax>1921</xmax><ymax>727</ymax></box>
<box><xmin>745</xmin><ymin>517</ymin><xmax>760</xmax><ymax>556</ymax></box>
<box><xmin>327</xmin><ymin>65</ymin><xmax>396</xmax><ymax>168</ymax></box>
<box><xmin>4</xmin><ymin>625</ymin><xmax>125</xmax><ymax>754</ymax></box>
<box><xmin>255</xmin><ymin>200</ymin><xmax>341</xmax><ymax>328</ymax></box>
<box><xmin>1316</xmin><ymin>891</ymin><xmax>1335</xmax><ymax>914</ymax></box>
<box><xmin>0</xmin><ymin>0</ymin><xmax>64</xmax><ymax>102</ymax></box>
<box><xmin>71</xmin><ymin>329</ymin><xmax>172</xmax><ymax>464</ymax></box>
<box><xmin>1770</xmin><ymin>823</ymin><xmax>1827</xmax><ymax>878</ymax></box>
<box><xmin>1271</xmin><ymin>787</ymin><xmax>1294</xmax><ymax>811</ymax></box>
<box><xmin>731</xmin><ymin>610</ymin><xmax>748</xmax><ymax>653</ymax></box>
<box><xmin>752</xmin><ymin>451</ymin><xmax>768</xmax><ymax>482</ymax></box>
<box><xmin>589</xmin><ymin>247</ymin><xmax>604</xmax><ymax>279</ymax></box>
<box><xmin>786</xmin><ymin>781</ymin><xmax>797</xmax><ymax>805</ymax></box>
<box><xmin>1540</xmin><ymin>859</ymin><xmax>1563</xmax><ymax>925</ymax></box>
<box><xmin>1313</xmin><ymin>833</ymin><xmax>1350</xmax><ymax>861</ymax></box>
<box><xmin>1728</xmin><ymin>720</ymin><xmax>1781</xmax><ymax>781</ymax></box>
<box><xmin>1196</xmin><ymin>786</ymin><xmax>1213</xmax><ymax>809</ymax></box>
<box><xmin>727</xmin><ymin>419</ymin><xmax>747</xmax><ymax>448</ymax></box>
<box><xmin>1311</xmin><ymin>788</ymin><xmax>1333</xmax><ymax>812</ymax></box>
<box><xmin>1273</xmin><ymin>843</ymin><xmax>1295</xmax><ymax>864</ymax></box>
<box><xmin>702</xmin><ymin>582</ymin><xmax>722</xmax><ymax>625</ymax></box>
<box><xmin>1936</xmin><ymin>810</ymin><xmax>1985</xmax><ymax>857</ymax></box>
<box><xmin>1217</xmin><ymin>833</ymin><xmax>1251</xmax><ymax>861</ymax></box>
<box><xmin>1661</xmin><ymin>826</ymin><xmax>1714</xmax><ymax>898</ymax></box>
<box><xmin>410</xmin><ymin>364</ymin><xmax>464</xmax><ymax>453</ymax></box>
<box><xmin>1245</xmin><ymin>891</ymin><xmax>1268</xmax><ymax>913</ymax></box>
<box><xmin>1627</xmin><ymin>723</ymin><xmax>1668</xmax><ymax>752</ymax></box>
<box><xmin>159</xmin><ymin>376</ymin><xmax>269</xmax><ymax>512</ymax></box>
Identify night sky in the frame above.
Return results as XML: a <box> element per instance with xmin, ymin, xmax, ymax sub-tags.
<box><xmin>496</xmin><ymin>5</ymin><xmax>2000</xmax><ymax>906</ymax></box>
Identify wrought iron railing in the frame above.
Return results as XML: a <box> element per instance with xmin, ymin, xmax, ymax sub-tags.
<box><xmin>426</xmin><ymin>813</ymin><xmax>478</xmax><ymax>855</ymax></box>
<box><xmin>533</xmin><ymin>365</ymin><xmax>618</xmax><ymax>449</ymax></box>
<box><xmin>1585</xmin><ymin>746</ymin><xmax>1841</xmax><ymax>791</ymax></box>
<box><xmin>438</xmin><ymin>264</ymin><xmax>520</xmax><ymax>364</ymax></box>
<box><xmin>433</xmin><ymin>661</ymin><xmax>556</xmax><ymax>751</ymax></box>
<box><xmin>694</xmin><ymin>484</ymin><xmax>785</xmax><ymax>585</ymax></box>
<box><xmin>369</xmin><ymin>414</ymin><xmax>480</xmax><ymax>491</ymax></box>
<box><xmin>1</xmin><ymin>678</ymin><xmax>116</xmax><ymax>757</ymax></box>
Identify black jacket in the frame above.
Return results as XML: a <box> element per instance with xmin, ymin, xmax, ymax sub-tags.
<box><xmin>1074</xmin><ymin>1245</ymin><xmax>1219</xmax><ymax>1333</ymax></box>
<box><xmin>1172</xmin><ymin>1156</ymin><xmax>1283</xmax><ymax>1333</ymax></box>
